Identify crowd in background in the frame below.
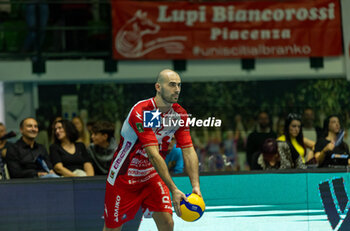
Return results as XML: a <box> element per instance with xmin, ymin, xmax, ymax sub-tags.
<box><xmin>0</xmin><ymin>107</ymin><xmax>349</xmax><ymax>179</ymax></box>
<box><xmin>189</xmin><ymin>108</ymin><xmax>350</xmax><ymax>172</ymax></box>
<box><xmin>0</xmin><ymin>116</ymin><xmax>116</xmax><ymax>179</ymax></box>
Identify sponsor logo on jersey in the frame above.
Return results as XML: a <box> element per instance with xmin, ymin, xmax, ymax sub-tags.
<box><xmin>127</xmin><ymin>167</ymin><xmax>155</xmax><ymax>177</ymax></box>
<box><xmin>113</xmin><ymin>141</ymin><xmax>132</xmax><ymax>169</ymax></box>
<box><xmin>107</xmin><ymin>141</ymin><xmax>132</xmax><ymax>185</ymax></box>
<box><xmin>130</xmin><ymin>157</ymin><xmax>151</xmax><ymax>167</ymax></box>
<box><xmin>114</xmin><ymin>195</ymin><xmax>121</xmax><ymax>222</ymax></box>
<box><xmin>110</xmin><ymin>170</ymin><xmax>115</xmax><ymax>179</ymax></box>
<box><xmin>136</xmin><ymin>122</ymin><xmax>144</xmax><ymax>133</ymax></box>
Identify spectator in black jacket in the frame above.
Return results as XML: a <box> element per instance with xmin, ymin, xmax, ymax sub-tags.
<box><xmin>246</xmin><ymin>111</ymin><xmax>277</xmax><ymax>169</ymax></box>
<box><xmin>7</xmin><ymin>118</ymin><xmax>59</xmax><ymax>178</ymax></box>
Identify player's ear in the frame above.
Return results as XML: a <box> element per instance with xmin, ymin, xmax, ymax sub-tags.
<box><xmin>155</xmin><ymin>82</ymin><xmax>161</xmax><ymax>92</ymax></box>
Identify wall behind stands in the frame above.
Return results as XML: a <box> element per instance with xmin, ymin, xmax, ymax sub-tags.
<box><xmin>3</xmin><ymin>82</ymin><xmax>37</xmax><ymax>133</ymax></box>
<box><xmin>0</xmin><ymin>57</ymin><xmax>345</xmax><ymax>83</ymax></box>
<box><xmin>0</xmin><ymin>171</ymin><xmax>349</xmax><ymax>231</ymax></box>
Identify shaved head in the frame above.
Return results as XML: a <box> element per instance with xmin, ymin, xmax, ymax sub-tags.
<box><xmin>156</xmin><ymin>69</ymin><xmax>180</xmax><ymax>84</ymax></box>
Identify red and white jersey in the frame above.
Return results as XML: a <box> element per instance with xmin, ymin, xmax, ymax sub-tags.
<box><xmin>107</xmin><ymin>97</ymin><xmax>192</xmax><ymax>186</ymax></box>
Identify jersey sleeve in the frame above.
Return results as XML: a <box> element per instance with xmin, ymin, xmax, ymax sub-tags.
<box><xmin>128</xmin><ymin>105</ymin><xmax>159</xmax><ymax>148</ymax></box>
<box><xmin>174</xmin><ymin>107</ymin><xmax>193</xmax><ymax>149</ymax></box>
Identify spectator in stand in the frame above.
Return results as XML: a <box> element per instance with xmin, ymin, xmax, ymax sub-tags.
<box><xmin>86</xmin><ymin>120</ymin><xmax>95</xmax><ymax>140</ymax></box>
<box><xmin>0</xmin><ymin>123</ymin><xmax>13</xmax><ymax>179</ymax></box>
<box><xmin>190</xmin><ymin>129</ymin><xmax>206</xmax><ymax>172</ymax></box>
<box><xmin>0</xmin><ymin>122</ymin><xmax>12</xmax><ymax>159</ymax></box>
<box><xmin>251</xmin><ymin>138</ymin><xmax>306</xmax><ymax>170</ymax></box>
<box><xmin>246</xmin><ymin>111</ymin><xmax>277</xmax><ymax>169</ymax></box>
<box><xmin>165</xmin><ymin>139</ymin><xmax>184</xmax><ymax>174</ymax></box>
<box><xmin>302</xmin><ymin>108</ymin><xmax>321</xmax><ymax>142</ymax></box>
<box><xmin>72</xmin><ymin>116</ymin><xmax>90</xmax><ymax>147</ymax></box>
<box><xmin>50</xmin><ymin>119</ymin><xmax>94</xmax><ymax>177</ymax></box>
<box><xmin>314</xmin><ymin>115</ymin><xmax>350</xmax><ymax>167</ymax></box>
<box><xmin>49</xmin><ymin>116</ymin><xmax>63</xmax><ymax>144</ymax></box>
<box><xmin>222</xmin><ymin>130</ymin><xmax>238</xmax><ymax>170</ymax></box>
<box><xmin>6</xmin><ymin>118</ymin><xmax>59</xmax><ymax>178</ymax></box>
<box><xmin>87</xmin><ymin>121</ymin><xmax>117</xmax><ymax>175</ymax></box>
<box><xmin>277</xmin><ymin>113</ymin><xmax>315</xmax><ymax>164</ymax></box>
<box><xmin>35</xmin><ymin>109</ymin><xmax>50</xmax><ymax>153</ymax></box>
<box><xmin>275</xmin><ymin>115</ymin><xmax>285</xmax><ymax>138</ymax></box>
<box><xmin>207</xmin><ymin>130</ymin><xmax>224</xmax><ymax>171</ymax></box>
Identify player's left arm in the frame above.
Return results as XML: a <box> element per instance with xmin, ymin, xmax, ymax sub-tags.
<box><xmin>174</xmin><ymin>106</ymin><xmax>201</xmax><ymax>196</ymax></box>
<box><xmin>182</xmin><ymin>146</ymin><xmax>201</xmax><ymax>197</ymax></box>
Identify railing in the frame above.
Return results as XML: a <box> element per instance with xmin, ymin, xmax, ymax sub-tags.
<box><xmin>0</xmin><ymin>0</ymin><xmax>112</xmax><ymax>60</ymax></box>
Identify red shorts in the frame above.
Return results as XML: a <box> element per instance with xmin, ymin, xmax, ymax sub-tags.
<box><xmin>104</xmin><ymin>174</ymin><xmax>173</xmax><ymax>229</ymax></box>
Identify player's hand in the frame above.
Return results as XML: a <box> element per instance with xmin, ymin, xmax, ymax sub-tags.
<box><xmin>171</xmin><ymin>188</ymin><xmax>188</xmax><ymax>217</ymax></box>
<box><xmin>192</xmin><ymin>186</ymin><xmax>202</xmax><ymax>197</ymax></box>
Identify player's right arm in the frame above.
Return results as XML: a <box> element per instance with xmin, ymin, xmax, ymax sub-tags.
<box><xmin>145</xmin><ymin>145</ymin><xmax>188</xmax><ymax>217</ymax></box>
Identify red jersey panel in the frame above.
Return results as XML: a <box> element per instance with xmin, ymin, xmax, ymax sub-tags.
<box><xmin>107</xmin><ymin>97</ymin><xmax>192</xmax><ymax>186</ymax></box>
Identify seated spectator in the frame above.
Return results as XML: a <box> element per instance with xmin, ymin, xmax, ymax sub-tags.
<box><xmin>72</xmin><ymin>116</ymin><xmax>90</xmax><ymax>147</ymax></box>
<box><xmin>275</xmin><ymin>115</ymin><xmax>285</xmax><ymax>137</ymax></box>
<box><xmin>314</xmin><ymin>115</ymin><xmax>350</xmax><ymax>167</ymax></box>
<box><xmin>252</xmin><ymin>138</ymin><xmax>306</xmax><ymax>170</ymax></box>
<box><xmin>0</xmin><ymin>122</ymin><xmax>14</xmax><ymax>179</ymax></box>
<box><xmin>302</xmin><ymin>108</ymin><xmax>322</xmax><ymax>142</ymax></box>
<box><xmin>6</xmin><ymin>118</ymin><xmax>59</xmax><ymax>178</ymax></box>
<box><xmin>277</xmin><ymin>113</ymin><xmax>315</xmax><ymax>164</ymax></box>
<box><xmin>222</xmin><ymin>130</ymin><xmax>238</xmax><ymax>170</ymax></box>
<box><xmin>246</xmin><ymin>111</ymin><xmax>277</xmax><ymax>169</ymax></box>
<box><xmin>49</xmin><ymin>116</ymin><xmax>63</xmax><ymax>144</ymax></box>
<box><xmin>165</xmin><ymin>139</ymin><xmax>184</xmax><ymax>174</ymax></box>
<box><xmin>50</xmin><ymin>119</ymin><xmax>94</xmax><ymax>177</ymax></box>
<box><xmin>86</xmin><ymin>120</ymin><xmax>95</xmax><ymax>141</ymax></box>
<box><xmin>87</xmin><ymin>121</ymin><xmax>117</xmax><ymax>175</ymax></box>
<box><xmin>207</xmin><ymin>130</ymin><xmax>224</xmax><ymax>171</ymax></box>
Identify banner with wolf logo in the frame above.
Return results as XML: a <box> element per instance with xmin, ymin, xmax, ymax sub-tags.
<box><xmin>111</xmin><ymin>0</ymin><xmax>342</xmax><ymax>59</ymax></box>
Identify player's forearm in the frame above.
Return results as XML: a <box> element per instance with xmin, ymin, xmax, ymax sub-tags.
<box><xmin>182</xmin><ymin>146</ymin><xmax>200</xmax><ymax>188</ymax></box>
<box><xmin>145</xmin><ymin>145</ymin><xmax>178</xmax><ymax>192</ymax></box>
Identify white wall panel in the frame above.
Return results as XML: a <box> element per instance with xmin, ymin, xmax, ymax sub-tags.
<box><xmin>0</xmin><ymin>57</ymin><xmax>345</xmax><ymax>83</ymax></box>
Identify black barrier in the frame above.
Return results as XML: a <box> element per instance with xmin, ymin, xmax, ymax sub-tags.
<box><xmin>0</xmin><ymin>176</ymin><xmax>142</xmax><ymax>231</ymax></box>
<box><xmin>1</xmin><ymin>169</ymin><xmax>350</xmax><ymax>231</ymax></box>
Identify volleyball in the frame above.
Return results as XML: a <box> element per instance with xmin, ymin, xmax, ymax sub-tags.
<box><xmin>180</xmin><ymin>193</ymin><xmax>205</xmax><ymax>222</ymax></box>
